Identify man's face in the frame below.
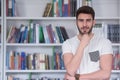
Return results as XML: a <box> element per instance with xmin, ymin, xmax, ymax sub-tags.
<box><xmin>76</xmin><ymin>13</ymin><xmax>95</xmax><ymax>35</ymax></box>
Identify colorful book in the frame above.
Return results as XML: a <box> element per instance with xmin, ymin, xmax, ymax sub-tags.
<box><xmin>38</xmin><ymin>25</ymin><xmax>45</xmax><ymax>43</ymax></box>
<box><xmin>60</xmin><ymin>26</ymin><xmax>69</xmax><ymax>41</ymax></box>
<box><xmin>55</xmin><ymin>26</ymin><xmax>64</xmax><ymax>43</ymax></box>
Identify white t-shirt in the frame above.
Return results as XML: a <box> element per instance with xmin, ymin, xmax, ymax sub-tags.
<box><xmin>62</xmin><ymin>34</ymin><xmax>113</xmax><ymax>74</ymax></box>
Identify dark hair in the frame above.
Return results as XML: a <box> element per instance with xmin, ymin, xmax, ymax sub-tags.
<box><xmin>76</xmin><ymin>6</ymin><xmax>95</xmax><ymax>20</ymax></box>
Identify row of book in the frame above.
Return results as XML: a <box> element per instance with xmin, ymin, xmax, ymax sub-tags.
<box><xmin>6</xmin><ymin>23</ymin><xmax>120</xmax><ymax>44</ymax></box>
<box><xmin>112</xmin><ymin>48</ymin><xmax>120</xmax><ymax>70</ymax></box>
<box><xmin>43</xmin><ymin>0</ymin><xmax>92</xmax><ymax>17</ymax></box>
<box><xmin>7</xmin><ymin>23</ymin><xmax>69</xmax><ymax>43</ymax></box>
<box><xmin>7</xmin><ymin>75</ymin><xmax>64</xmax><ymax>80</ymax></box>
<box><xmin>107</xmin><ymin>24</ymin><xmax>120</xmax><ymax>43</ymax></box>
<box><xmin>93</xmin><ymin>23</ymin><xmax>120</xmax><ymax>43</ymax></box>
<box><xmin>52</xmin><ymin>0</ymin><xmax>79</xmax><ymax>17</ymax></box>
<box><xmin>110</xmin><ymin>77</ymin><xmax>120</xmax><ymax>80</ymax></box>
<box><xmin>6</xmin><ymin>50</ymin><xmax>65</xmax><ymax>70</ymax></box>
<box><xmin>6</xmin><ymin>0</ymin><xmax>92</xmax><ymax>17</ymax></box>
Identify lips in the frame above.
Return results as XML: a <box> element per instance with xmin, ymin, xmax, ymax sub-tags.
<box><xmin>81</xmin><ymin>27</ymin><xmax>89</xmax><ymax>31</ymax></box>
<box><xmin>82</xmin><ymin>27</ymin><xmax>89</xmax><ymax>29</ymax></box>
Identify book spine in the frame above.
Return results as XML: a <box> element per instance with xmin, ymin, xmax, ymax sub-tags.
<box><xmin>55</xmin><ymin>26</ymin><xmax>64</xmax><ymax>43</ymax></box>
<box><xmin>21</xmin><ymin>52</ymin><xmax>26</xmax><ymax>70</ymax></box>
<box><xmin>8</xmin><ymin>0</ymin><xmax>12</xmax><ymax>16</ymax></box>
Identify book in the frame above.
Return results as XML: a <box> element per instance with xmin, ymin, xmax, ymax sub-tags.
<box><xmin>29</xmin><ymin>23</ymin><xmax>34</xmax><ymax>43</ymax></box>
<box><xmin>55</xmin><ymin>26</ymin><xmax>64</xmax><ymax>43</ymax></box>
<box><xmin>60</xmin><ymin>26</ymin><xmax>69</xmax><ymax>41</ymax></box>
<box><xmin>23</xmin><ymin>26</ymin><xmax>29</xmax><ymax>43</ymax></box>
<box><xmin>43</xmin><ymin>26</ymin><xmax>50</xmax><ymax>43</ymax></box>
<box><xmin>39</xmin><ymin>25</ymin><xmax>45</xmax><ymax>43</ymax></box>
<box><xmin>58</xmin><ymin>0</ymin><xmax>63</xmax><ymax>17</ymax></box>
<box><xmin>8</xmin><ymin>0</ymin><xmax>12</xmax><ymax>16</ymax></box>
<box><xmin>63</xmin><ymin>0</ymin><xmax>69</xmax><ymax>17</ymax></box>
<box><xmin>46</xmin><ymin>24</ymin><xmax>54</xmax><ymax>43</ymax></box>
<box><xmin>12</xmin><ymin>0</ymin><xmax>16</xmax><ymax>16</ymax></box>
<box><xmin>45</xmin><ymin>54</ymin><xmax>50</xmax><ymax>70</ymax></box>
<box><xmin>21</xmin><ymin>52</ymin><xmax>26</xmax><ymax>70</ymax></box>
<box><xmin>27</xmin><ymin>54</ymin><xmax>34</xmax><ymax>70</ymax></box>
<box><xmin>43</xmin><ymin>3</ymin><xmax>52</xmax><ymax>17</ymax></box>
<box><xmin>10</xmin><ymin>50</ymin><xmax>15</xmax><ymax>69</ymax></box>
<box><xmin>7</xmin><ymin>26</ymin><xmax>17</xmax><ymax>43</ymax></box>
<box><xmin>55</xmin><ymin>52</ymin><xmax>60</xmax><ymax>69</ymax></box>
<box><xmin>35</xmin><ymin>24</ymin><xmax>39</xmax><ymax>43</ymax></box>
<box><xmin>14</xmin><ymin>28</ymin><xmax>21</xmax><ymax>43</ymax></box>
<box><xmin>6</xmin><ymin>52</ymin><xmax>10</xmax><ymax>69</ymax></box>
<box><xmin>52</xmin><ymin>26</ymin><xmax>60</xmax><ymax>43</ymax></box>
<box><xmin>34</xmin><ymin>53</ymin><xmax>40</xmax><ymax>70</ymax></box>
<box><xmin>19</xmin><ymin>25</ymin><xmax>26</xmax><ymax>43</ymax></box>
<box><xmin>107</xmin><ymin>24</ymin><xmax>120</xmax><ymax>43</ymax></box>
<box><xmin>14</xmin><ymin>52</ymin><xmax>19</xmax><ymax>70</ymax></box>
<box><xmin>53</xmin><ymin>0</ymin><xmax>57</xmax><ymax>17</ymax></box>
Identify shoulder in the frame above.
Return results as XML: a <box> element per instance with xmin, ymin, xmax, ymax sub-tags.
<box><xmin>63</xmin><ymin>36</ymin><xmax>78</xmax><ymax>45</ymax></box>
<box><xmin>94</xmin><ymin>34</ymin><xmax>112</xmax><ymax>45</ymax></box>
<box><xmin>98</xmin><ymin>36</ymin><xmax>112</xmax><ymax>45</ymax></box>
<box><xmin>62</xmin><ymin>36</ymin><xmax>78</xmax><ymax>54</ymax></box>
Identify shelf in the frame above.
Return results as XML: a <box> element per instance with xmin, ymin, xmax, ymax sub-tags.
<box><xmin>112</xmin><ymin>70</ymin><xmax>120</xmax><ymax>73</ymax></box>
<box><xmin>6</xmin><ymin>17</ymin><xmax>120</xmax><ymax>20</ymax></box>
<box><xmin>6</xmin><ymin>43</ymin><xmax>62</xmax><ymax>47</ymax></box>
<box><xmin>112</xmin><ymin>43</ymin><xmax>120</xmax><ymax>46</ymax></box>
<box><xmin>6</xmin><ymin>70</ymin><xmax>66</xmax><ymax>73</ymax></box>
<box><xmin>1</xmin><ymin>0</ymin><xmax>120</xmax><ymax>80</ymax></box>
<box><xmin>6</xmin><ymin>17</ymin><xmax>76</xmax><ymax>20</ymax></box>
<box><xmin>5</xmin><ymin>70</ymin><xmax>120</xmax><ymax>73</ymax></box>
<box><xmin>95</xmin><ymin>17</ymin><xmax>120</xmax><ymax>20</ymax></box>
<box><xmin>6</xmin><ymin>43</ymin><xmax>120</xmax><ymax>47</ymax></box>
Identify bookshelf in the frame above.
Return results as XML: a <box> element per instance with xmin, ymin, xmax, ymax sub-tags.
<box><xmin>2</xmin><ymin>0</ymin><xmax>120</xmax><ymax>80</ymax></box>
<box><xmin>0</xmin><ymin>0</ymin><xmax>3</xmax><ymax>80</ymax></box>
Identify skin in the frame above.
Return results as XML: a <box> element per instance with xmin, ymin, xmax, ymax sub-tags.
<box><xmin>63</xmin><ymin>13</ymin><xmax>113</xmax><ymax>80</ymax></box>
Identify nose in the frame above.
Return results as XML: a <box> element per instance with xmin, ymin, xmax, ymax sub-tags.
<box><xmin>83</xmin><ymin>20</ymin><xmax>87</xmax><ymax>26</ymax></box>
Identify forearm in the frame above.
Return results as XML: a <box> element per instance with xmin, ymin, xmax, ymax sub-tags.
<box><xmin>66</xmin><ymin>46</ymin><xmax>84</xmax><ymax>76</ymax></box>
<box><xmin>79</xmin><ymin>54</ymin><xmax>113</xmax><ymax>80</ymax></box>
<box><xmin>79</xmin><ymin>69</ymin><xmax>111</xmax><ymax>80</ymax></box>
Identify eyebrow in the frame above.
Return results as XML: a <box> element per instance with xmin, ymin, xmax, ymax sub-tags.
<box><xmin>77</xmin><ymin>18</ymin><xmax>93</xmax><ymax>21</ymax></box>
<box><xmin>77</xmin><ymin>19</ymin><xmax>93</xmax><ymax>20</ymax></box>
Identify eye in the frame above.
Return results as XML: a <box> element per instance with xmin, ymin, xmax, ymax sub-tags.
<box><xmin>77</xmin><ymin>19</ymin><xmax>83</xmax><ymax>22</ymax></box>
<box><xmin>86</xmin><ymin>19</ymin><xmax>92</xmax><ymax>22</ymax></box>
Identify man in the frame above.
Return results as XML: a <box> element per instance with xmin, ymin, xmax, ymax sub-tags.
<box><xmin>62</xmin><ymin>6</ymin><xmax>113</xmax><ymax>80</ymax></box>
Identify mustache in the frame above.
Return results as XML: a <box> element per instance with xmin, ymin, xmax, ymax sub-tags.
<box><xmin>81</xmin><ymin>26</ymin><xmax>89</xmax><ymax>29</ymax></box>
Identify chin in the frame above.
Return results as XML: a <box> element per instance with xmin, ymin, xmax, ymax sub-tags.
<box><xmin>82</xmin><ymin>31</ymin><xmax>89</xmax><ymax>34</ymax></box>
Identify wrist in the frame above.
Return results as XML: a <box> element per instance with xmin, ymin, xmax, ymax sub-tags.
<box><xmin>66</xmin><ymin>72</ymin><xmax>74</xmax><ymax>77</ymax></box>
<box><xmin>79</xmin><ymin>45</ymin><xmax>85</xmax><ymax>50</ymax></box>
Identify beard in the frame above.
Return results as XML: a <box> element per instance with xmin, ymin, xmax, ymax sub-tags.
<box><xmin>77</xmin><ymin>25</ymin><xmax>93</xmax><ymax>35</ymax></box>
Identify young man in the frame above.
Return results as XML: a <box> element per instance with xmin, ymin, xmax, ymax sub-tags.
<box><xmin>62</xmin><ymin>6</ymin><xmax>113</xmax><ymax>80</ymax></box>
